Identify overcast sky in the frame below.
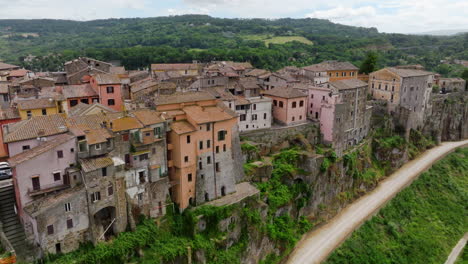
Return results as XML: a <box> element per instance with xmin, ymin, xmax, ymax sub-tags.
<box><xmin>0</xmin><ymin>0</ymin><xmax>467</xmax><ymax>34</ymax></box>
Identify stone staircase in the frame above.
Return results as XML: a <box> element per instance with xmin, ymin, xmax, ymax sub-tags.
<box><xmin>0</xmin><ymin>181</ymin><xmax>27</xmax><ymax>255</ymax></box>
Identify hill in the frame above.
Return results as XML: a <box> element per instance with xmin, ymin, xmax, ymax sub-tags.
<box><xmin>0</xmin><ymin>15</ymin><xmax>467</xmax><ymax>72</ymax></box>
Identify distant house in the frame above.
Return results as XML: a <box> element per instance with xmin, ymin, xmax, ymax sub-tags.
<box><xmin>0</xmin><ymin>62</ymin><xmax>20</xmax><ymax>71</ymax></box>
<box><xmin>89</xmin><ymin>74</ymin><xmax>123</xmax><ymax>111</ymax></box>
<box><xmin>437</xmin><ymin>77</ymin><xmax>466</xmax><ymax>93</ymax></box>
<box><xmin>64</xmin><ymin>57</ymin><xmax>114</xmax><ymax>85</ymax></box>
<box><xmin>263</xmin><ymin>87</ymin><xmax>308</xmax><ymax>126</ymax></box>
<box><xmin>303</xmin><ymin>61</ymin><xmax>358</xmax><ymax>82</ymax></box>
<box><xmin>15</xmin><ymin>97</ymin><xmax>61</xmax><ymax>120</ymax></box>
<box><xmin>62</xmin><ymin>83</ymin><xmax>99</xmax><ymax>111</ymax></box>
<box><xmin>151</xmin><ymin>63</ymin><xmax>201</xmax><ymax>78</ymax></box>
<box><xmin>0</xmin><ymin>108</ymin><xmax>21</xmax><ymax>160</ymax></box>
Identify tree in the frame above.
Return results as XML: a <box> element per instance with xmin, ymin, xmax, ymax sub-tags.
<box><xmin>461</xmin><ymin>68</ymin><xmax>468</xmax><ymax>91</ymax></box>
<box><xmin>359</xmin><ymin>51</ymin><xmax>378</xmax><ymax>74</ymax></box>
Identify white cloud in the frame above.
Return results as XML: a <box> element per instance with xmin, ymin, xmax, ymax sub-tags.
<box><xmin>306</xmin><ymin>6</ymin><xmax>377</xmax><ymax>21</ymax></box>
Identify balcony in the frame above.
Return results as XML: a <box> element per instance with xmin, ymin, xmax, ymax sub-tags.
<box><xmin>28</xmin><ymin>183</ymin><xmax>70</xmax><ymax>197</ymax></box>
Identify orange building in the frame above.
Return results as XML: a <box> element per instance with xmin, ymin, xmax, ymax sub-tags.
<box><xmin>306</xmin><ymin>61</ymin><xmax>359</xmax><ymax>82</ymax></box>
<box><xmin>155</xmin><ymin>91</ymin><xmax>240</xmax><ymax>209</ymax></box>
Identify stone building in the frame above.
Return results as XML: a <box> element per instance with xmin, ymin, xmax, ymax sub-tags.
<box><xmin>437</xmin><ymin>77</ymin><xmax>466</xmax><ymax>93</ymax></box>
<box><xmin>154</xmin><ymin>91</ymin><xmax>241</xmax><ymax>209</ymax></box>
<box><xmin>64</xmin><ymin>57</ymin><xmax>113</xmax><ymax>85</ymax></box>
<box><xmin>303</xmin><ymin>61</ymin><xmax>358</xmax><ymax>82</ymax></box>
<box><xmin>369</xmin><ymin>67</ymin><xmax>434</xmax><ymax>132</ymax></box>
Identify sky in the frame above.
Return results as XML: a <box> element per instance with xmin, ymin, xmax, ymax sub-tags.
<box><xmin>0</xmin><ymin>0</ymin><xmax>467</xmax><ymax>34</ymax></box>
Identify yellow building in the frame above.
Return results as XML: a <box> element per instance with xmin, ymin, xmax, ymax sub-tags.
<box><xmin>16</xmin><ymin>98</ymin><xmax>61</xmax><ymax>120</ymax></box>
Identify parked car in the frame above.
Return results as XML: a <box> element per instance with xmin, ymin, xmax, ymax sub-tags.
<box><xmin>0</xmin><ymin>162</ymin><xmax>12</xmax><ymax>180</ymax></box>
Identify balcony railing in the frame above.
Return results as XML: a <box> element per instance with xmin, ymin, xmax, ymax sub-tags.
<box><xmin>28</xmin><ymin>183</ymin><xmax>70</xmax><ymax>197</ymax></box>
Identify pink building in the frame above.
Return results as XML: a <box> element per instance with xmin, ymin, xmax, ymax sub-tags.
<box><xmin>263</xmin><ymin>87</ymin><xmax>307</xmax><ymax>126</ymax></box>
<box><xmin>90</xmin><ymin>74</ymin><xmax>123</xmax><ymax>111</ymax></box>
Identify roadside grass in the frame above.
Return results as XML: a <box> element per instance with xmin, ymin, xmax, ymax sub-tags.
<box><xmin>326</xmin><ymin>147</ymin><xmax>468</xmax><ymax>264</ymax></box>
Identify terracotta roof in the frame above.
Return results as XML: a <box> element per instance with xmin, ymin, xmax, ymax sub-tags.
<box><xmin>8</xmin><ymin>133</ymin><xmax>75</xmax><ymax>167</ymax></box>
<box><xmin>151</xmin><ymin>63</ymin><xmax>200</xmax><ymax>71</ymax></box>
<box><xmin>239</xmin><ymin>77</ymin><xmax>261</xmax><ymax>90</ymax></box>
<box><xmin>93</xmin><ymin>73</ymin><xmax>121</xmax><ymax>85</ymax></box>
<box><xmin>69</xmin><ymin>124</ymin><xmax>113</xmax><ymax>145</ymax></box>
<box><xmin>62</xmin><ymin>84</ymin><xmax>98</xmax><ymax>98</ymax></box>
<box><xmin>263</xmin><ymin>87</ymin><xmax>307</xmax><ymax>99</ymax></box>
<box><xmin>246</xmin><ymin>69</ymin><xmax>270</xmax><ymax>77</ymax></box>
<box><xmin>155</xmin><ymin>91</ymin><xmax>215</xmax><ymax>105</ymax></box>
<box><xmin>8</xmin><ymin>69</ymin><xmax>29</xmax><ymax>77</ymax></box>
<box><xmin>170</xmin><ymin>121</ymin><xmax>196</xmax><ymax>134</ymax></box>
<box><xmin>132</xmin><ymin>109</ymin><xmax>165</xmax><ymax>125</ymax></box>
<box><xmin>0</xmin><ymin>62</ymin><xmax>20</xmax><ymax>71</ymax></box>
<box><xmin>0</xmin><ymin>82</ymin><xmax>9</xmax><ymax>94</ymax></box>
<box><xmin>303</xmin><ymin>61</ymin><xmax>358</xmax><ymax>71</ymax></box>
<box><xmin>80</xmin><ymin>155</ymin><xmax>114</xmax><ymax>173</ymax></box>
<box><xmin>111</xmin><ymin>116</ymin><xmax>143</xmax><ymax>132</ymax></box>
<box><xmin>16</xmin><ymin>98</ymin><xmax>56</xmax><ymax>110</ymax></box>
<box><xmin>4</xmin><ymin>114</ymin><xmax>68</xmax><ymax>143</ymax></box>
<box><xmin>386</xmin><ymin>67</ymin><xmax>434</xmax><ymax>77</ymax></box>
<box><xmin>66</xmin><ymin>112</ymin><xmax>122</xmax><ymax>129</ymax></box>
<box><xmin>110</xmin><ymin>66</ymin><xmax>126</xmax><ymax>75</ymax></box>
<box><xmin>329</xmin><ymin>79</ymin><xmax>368</xmax><ymax>90</ymax></box>
<box><xmin>234</xmin><ymin>96</ymin><xmax>250</xmax><ymax>105</ymax></box>
<box><xmin>68</xmin><ymin>103</ymin><xmax>117</xmax><ymax>117</ymax></box>
<box><xmin>205</xmin><ymin>87</ymin><xmax>236</xmax><ymax>100</ymax></box>
<box><xmin>183</xmin><ymin>105</ymin><xmax>236</xmax><ymax>124</ymax></box>
<box><xmin>0</xmin><ymin>108</ymin><xmax>20</xmax><ymax>121</ymax></box>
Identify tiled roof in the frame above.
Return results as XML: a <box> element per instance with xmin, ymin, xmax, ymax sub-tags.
<box><xmin>132</xmin><ymin>109</ymin><xmax>165</xmax><ymax>126</ymax></box>
<box><xmin>0</xmin><ymin>108</ymin><xmax>20</xmax><ymax>121</ymax></box>
<box><xmin>16</xmin><ymin>98</ymin><xmax>56</xmax><ymax>110</ymax></box>
<box><xmin>68</xmin><ymin>103</ymin><xmax>117</xmax><ymax>117</ymax></box>
<box><xmin>151</xmin><ymin>63</ymin><xmax>200</xmax><ymax>71</ymax></box>
<box><xmin>155</xmin><ymin>91</ymin><xmax>215</xmax><ymax>105</ymax></box>
<box><xmin>239</xmin><ymin>77</ymin><xmax>261</xmax><ymax>90</ymax></box>
<box><xmin>8</xmin><ymin>133</ymin><xmax>75</xmax><ymax>167</ymax></box>
<box><xmin>8</xmin><ymin>69</ymin><xmax>29</xmax><ymax>77</ymax></box>
<box><xmin>0</xmin><ymin>62</ymin><xmax>20</xmax><ymax>71</ymax></box>
<box><xmin>170</xmin><ymin>121</ymin><xmax>196</xmax><ymax>134</ymax></box>
<box><xmin>111</xmin><ymin>116</ymin><xmax>144</xmax><ymax>132</ymax></box>
<box><xmin>69</xmin><ymin>124</ymin><xmax>113</xmax><ymax>145</ymax></box>
<box><xmin>80</xmin><ymin>155</ymin><xmax>114</xmax><ymax>173</ymax></box>
<box><xmin>66</xmin><ymin>112</ymin><xmax>122</xmax><ymax>129</ymax></box>
<box><xmin>110</xmin><ymin>66</ymin><xmax>126</xmax><ymax>75</ymax></box>
<box><xmin>386</xmin><ymin>67</ymin><xmax>434</xmax><ymax>77</ymax></box>
<box><xmin>329</xmin><ymin>79</ymin><xmax>367</xmax><ymax>90</ymax></box>
<box><xmin>263</xmin><ymin>87</ymin><xmax>307</xmax><ymax>99</ymax></box>
<box><xmin>183</xmin><ymin>104</ymin><xmax>236</xmax><ymax>124</ymax></box>
<box><xmin>234</xmin><ymin>96</ymin><xmax>250</xmax><ymax>105</ymax></box>
<box><xmin>205</xmin><ymin>87</ymin><xmax>236</xmax><ymax>100</ymax></box>
<box><xmin>62</xmin><ymin>84</ymin><xmax>98</xmax><ymax>98</ymax></box>
<box><xmin>4</xmin><ymin>114</ymin><xmax>68</xmax><ymax>143</ymax></box>
<box><xmin>93</xmin><ymin>73</ymin><xmax>121</xmax><ymax>85</ymax></box>
<box><xmin>303</xmin><ymin>61</ymin><xmax>358</xmax><ymax>71</ymax></box>
<box><xmin>246</xmin><ymin>69</ymin><xmax>270</xmax><ymax>77</ymax></box>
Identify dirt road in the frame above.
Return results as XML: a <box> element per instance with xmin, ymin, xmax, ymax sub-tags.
<box><xmin>287</xmin><ymin>140</ymin><xmax>468</xmax><ymax>264</ymax></box>
<box><xmin>444</xmin><ymin>233</ymin><xmax>468</xmax><ymax>264</ymax></box>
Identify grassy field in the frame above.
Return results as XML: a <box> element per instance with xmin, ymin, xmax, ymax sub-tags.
<box><xmin>326</xmin><ymin>147</ymin><xmax>468</xmax><ymax>264</ymax></box>
<box><xmin>242</xmin><ymin>34</ymin><xmax>313</xmax><ymax>46</ymax></box>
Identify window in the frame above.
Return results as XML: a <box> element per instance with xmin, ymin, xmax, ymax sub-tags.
<box><xmin>122</xmin><ymin>133</ymin><xmax>129</xmax><ymax>141</ymax></box>
<box><xmin>199</xmin><ymin>141</ymin><xmax>203</xmax><ymax>150</ymax></box>
<box><xmin>299</xmin><ymin>100</ymin><xmax>304</xmax><ymax>107</ymax></box>
<box><xmin>184</xmin><ymin>156</ymin><xmax>189</xmax><ymax>162</ymax></box>
<box><xmin>240</xmin><ymin>114</ymin><xmax>246</xmax><ymax>121</ymax></box>
<box><xmin>207</xmin><ymin>156</ymin><xmax>211</xmax><ymax>164</ymax></box>
<box><xmin>292</xmin><ymin>102</ymin><xmax>297</xmax><ymax>108</ymax></box>
<box><xmin>70</xmin><ymin>100</ymin><xmax>78</xmax><ymax>107</ymax></box>
<box><xmin>252</xmin><ymin>114</ymin><xmax>257</xmax><ymax>120</ymax></box>
<box><xmin>323</xmin><ymin>96</ymin><xmax>325</xmax><ymax>100</ymax></box>
<box><xmin>32</xmin><ymin>177</ymin><xmax>40</xmax><ymax>191</ymax></box>
<box><xmin>206</xmin><ymin>124</ymin><xmax>211</xmax><ymax>131</ymax></box>
<box><xmin>207</xmin><ymin>140</ymin><xmax>211</xmax><ymax>148</ymax></box>
<box><xmin>292</xmin><ymin>117</ymin><xmax>295</xmax><ymax>121</ymax></box>
<box><xmin>392</xmin><ymin>86</ymin><xmax>395</xmax><ymax>91</ymax></box>
<box><xmin>138</xmin><ymin>171</ymin><xmax>146</xmax><ymax>183</ymax></box>
<box><xmin>336</xmin><ymin>72</ymin><xmax>339</xmax><ymax>77</ymax></box>
<box><xmin>342</xmin><ymin>72</ymin><xmax>346</xmax><ymax>76</ymax></box>
<box><xmin>139</xmin><ymin>153</ymin><xmax>148</xmax><ymax>161</ymax></box>
<box><xmin>57</xmin><ymin>150</ymin><xmax>63</xmax><ymax>159</ymax></box>
<box><xmin>218</xmin><ymin>130</ymin><xmax>226</xmax><ymax>141</ymax></box>
<box><xmin>216</xmin><ymin>146</ymin><xmax>219</xmax><ymax>153</ymax></box>
<box><xmin>188</xmin><ymin>173</ymin><xmax>192</xmax><ymax>182</ymax></box>
<box><xmin>216</xmin><ymin>162</ymin><xmax>220</xmax><ymax>172</ymax></box>
<box><xmin>223</xmin><ymin>144</ymin><xmax>226</xmax><ymax>152</ymax></box>
<box><xmin>47</xmin><ymin>225</ymin><xmax>54</xmax><ymax>235</ymax></box>
<box><xmin>91</xmin><ymin>191</ymin><xmax>101</xmax><ymax>202</ymax></box>
<box><xmin>107</xmin><ymin>99</ymin><xmax>115</xmax><ymax>106</ymax></box>
<box><xmin>102</xmin><ymin>167</ymin><xmax>107</xmax><ymax>177</ymax></box>
<box><xmin>186</xmin><ymin>135</ymin><xmax>191</xmax><ymax>144</ymax></box>
<box><xmin>78</xmin><ymin>141</ymin><xmax>87</xmax><ymax>152</ymax></box>
<box><xmin>154</xmin><ymin>127</ymin><xmax>162</xmax><ymax>138</ymax></box>
<box><xmin>108</xmin><ymin>185</ymin><xmax>114</xmax><ymax>196</ymax></box>
<box><xmin>372</xmin><ymin>83</ymin><xmax>374</xmax><ymax>89</ymax></box>
<box><xmin>67</xmin><ymin>219</ymin><xmax>73</xmax><ymax>229</ymax></box>
<box><xmin>70</xmin><ymin>148</ymin><xmax>74</xmax><ymax>153</ymax></box>
<box><xmin>26</xmin><ymin>111</ymin><xmax>32</xmax><ymax>119</ymax></box>
<box><xmin>42</xmin><ymin>109</ymin><xmax>47</xmax><ymax>115</ymax></box>
<box><xmin>22</xmin><ymin>145</ymin><xmax>30</xmax><ymax>151</ymax></box>
<box><xmin>145</xmin><ymin>132</ymin><xmax>151</xmax><ymax>137</ymax></box>
<box><xmin>264</xmin><ymin>113</ymin><xmax>267</xmax><ymax>119</ymax></box>
<box><xmin>95</xmin><ymin>144</ymin><xmax>101</xmax><ymax>150</ymax></box>
<box><xmin>253</xmin><ymin>104</ymin><xmax>257</xmax><ymax>110</ymax></box>
<box><xmin>199</xmin><ymin>162</ymin><xmax>203</xmax><ymax>170</ymax></box>
<box><xmin>299</xmin><ymin>115</ymin><xmax>302</xmax><ymax>120</ymax></box>
<box><xmin>106</xmin><ymin>86</ymin><xmax>114</xmax><ymax>93</ymax></box>
<box><xmin>138</xmin><ymin>193</ymin><xmax>143</xmax><ymax>201</ymax></box>
<box><xmin>152</xmin><ymin>148</ymin><xmax>156</xmax><ymax>154</ymax></box>
<box><xmin>279</xmin><ymin>101</ymin><xmax>284</xmax><ymax>108</ymax></box>
<box><xmin>53</xmin><ymin>172</ymin><xmax>61</xmax><ymax>182</ymax></box>
<box><xmin>273</xmin><ymin>100</ymin><xmax>277</xmax><ymax>106</ymax></box>
<box><xmin>64</xmin><ymin>203</ymin><xmax>71</xmax><ymax>212</ymax></box>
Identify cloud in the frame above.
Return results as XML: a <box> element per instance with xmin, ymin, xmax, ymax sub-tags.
<box><xmin>306</xmin><ymin>6</ymin><xmax>377</xmax><ymax>21</ymax></box>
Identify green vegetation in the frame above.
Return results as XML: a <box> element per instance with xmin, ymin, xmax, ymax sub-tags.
<box><xmin>326</xmin><ymin>148</ymin><xmax>468</xmax><ymax>264</ymax></box>
<box><xmin>359</xmin><ymin>51</ymin><xmax>378</xmax><ymax>74</ymax></box>
<box><xmin>0</xmin><ymin>15</ymin><xmax>467</xmax><ymax>75</ymax></box>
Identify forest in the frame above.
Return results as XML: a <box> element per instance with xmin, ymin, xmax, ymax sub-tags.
<box><xmin>0</xmin><ymin>15</ymin><xmax>467</xmax><ymax>75</ymax></box>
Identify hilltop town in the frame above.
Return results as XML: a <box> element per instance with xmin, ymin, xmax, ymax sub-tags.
<box><xmin>0</xmin><ymin>57</ymin><xmax>466</xmax><ymax>262</ymax></box>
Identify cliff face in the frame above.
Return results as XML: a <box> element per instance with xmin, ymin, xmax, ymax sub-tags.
<box><xmin>423</xmin><ymin>93</ymin><xmax>468</xmax><ymax>143</ymax></box>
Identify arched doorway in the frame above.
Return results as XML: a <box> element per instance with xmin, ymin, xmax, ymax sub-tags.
<box><xmin>94</xmin><ymin>206</ymin><xmax>116</xmax><ymax>241</ymax></box>
<box><xmin>221</xmin><ymin>186</ymin><xmax>226</xmax><ymax>196</ymax></box>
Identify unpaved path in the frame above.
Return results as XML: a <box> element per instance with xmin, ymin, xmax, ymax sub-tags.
<box><xmin>287</xmin><ymin>140</ymin><xmax>468</xmax><ymax>264</ymax></box>
<box><xmin>444</xmin><ymin>233</ymin><xmax>468</xmax><ymax>264</ymax></box>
